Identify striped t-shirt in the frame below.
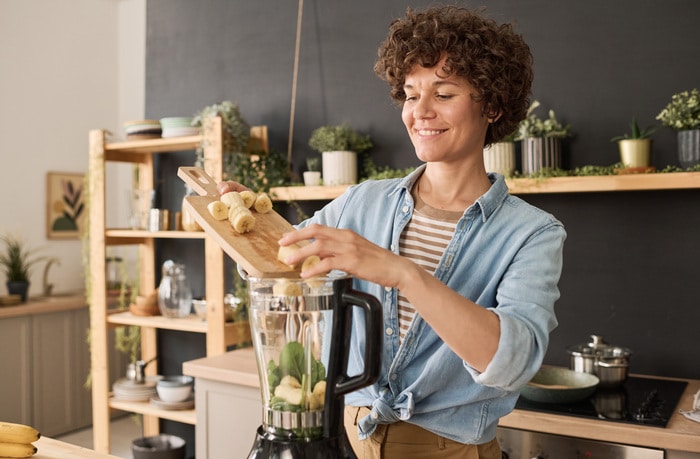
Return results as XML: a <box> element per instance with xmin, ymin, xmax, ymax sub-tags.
<box><xmin>397</xmin><ymin>191</ymin><xmax>462</xmax><ymax>341</ymax></box>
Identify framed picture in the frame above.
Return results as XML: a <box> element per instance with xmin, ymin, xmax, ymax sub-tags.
<box><xmin>46</xmin><ymin>172</ymin><xmax>86</xmax><ymax>239</ymax></box>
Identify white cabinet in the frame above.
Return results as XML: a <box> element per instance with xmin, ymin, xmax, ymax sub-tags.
<box><xmin>0</xmin><ymin>300</ymin><xmax>106</xmax><ymax>437</ymax></box>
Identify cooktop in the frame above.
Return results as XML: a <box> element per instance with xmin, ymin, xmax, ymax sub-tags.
<box><xmin>515</xmin><ymin>375</ymin><xmax>688</xmax><ymax>427</ymax></box>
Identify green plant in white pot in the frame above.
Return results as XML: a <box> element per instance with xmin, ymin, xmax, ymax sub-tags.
<box><xmin>308</xmin><ymin>124</ymin><xmax>372</xmax><ymax>186</ymax></box>
<box><xmin>610</xmin><ymin>118</ymin><xmax>655</xmax><ymax>169</ymax></box>
<box><xmin>515</xmin><ymin>100</ymin><xmax>572</xmax><ymax>175</ymax></box>
<box><xmin>656</xmin><ymin>88</ymin><xmax>700</xmax><ymax>168</ymax></box>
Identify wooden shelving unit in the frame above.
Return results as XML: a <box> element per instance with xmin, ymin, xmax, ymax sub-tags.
<box><xmin>270</xmin><ymin>171</ymin><xmax>700</xmax><ymax>201</ymax></box>
<box><xmin>87</xmin><ymin>117</ymin><xmax>253</xmax><ymax>455</ymax></box>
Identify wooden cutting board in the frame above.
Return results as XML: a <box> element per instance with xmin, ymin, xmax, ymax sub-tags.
<box><xmin>178</xmin><ymin>167</ymin><xmax>303</xmax><ymax>278</ymax></box>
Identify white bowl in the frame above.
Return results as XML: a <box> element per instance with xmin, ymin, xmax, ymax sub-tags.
<box><xmin>156</xmin><ymin>376</ymin><xmax>194</xmax><ymax>403</ymax></box>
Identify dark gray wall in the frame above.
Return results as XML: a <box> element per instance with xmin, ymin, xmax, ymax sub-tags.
<box><xmin>145</xmin><ymin>0</ymin><xmax>700</xmax><ymax>388</ymax></box>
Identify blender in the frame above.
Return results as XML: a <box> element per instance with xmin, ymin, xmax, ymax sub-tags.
<box><xmin>246</xmin><ymin>275</ymin><xmax>382</xmax><ymax>458</ymax></box>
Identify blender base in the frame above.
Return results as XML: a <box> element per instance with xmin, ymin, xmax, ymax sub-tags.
<box><xmin>246</xmin><ymin>426</ymin><xmax>357</xmax><ymax>458</ymax></box>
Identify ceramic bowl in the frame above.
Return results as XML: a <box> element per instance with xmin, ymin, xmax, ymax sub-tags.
<box><xmin>156</xmin><ymin>376</ymin><xmax>194</xmax><ymax>403</ymax></box>
<box><xmin>132</xmin><ymin>434</ymin><xmax>185</xmax><ymax>459</ymax></box>
<box><xmin>192</xmin><ymin>299</ymin><xmax>207</xmax><ymax>319</ymax></box>
<box><xmin>520</xmin><ymin>366</ymin><xmax>599</xmax><ymax>404</ymax></box>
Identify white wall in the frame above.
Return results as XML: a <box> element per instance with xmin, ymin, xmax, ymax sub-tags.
<box><xmin>0</xmin><ymin>0</ymin><xmax>145</xmax><ymax>297</ymax></box>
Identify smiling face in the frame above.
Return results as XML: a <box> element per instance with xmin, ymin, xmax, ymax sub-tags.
<box><xmin>401</xmin><ymin>58</ymin><xmax>490</xmax><ymax>166</ymax></box>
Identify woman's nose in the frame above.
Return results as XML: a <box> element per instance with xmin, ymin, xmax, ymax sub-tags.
<box><xmin>412</xmin><ymin>97</ymin><xmax>435</xmax><ymax>119</ymax></box>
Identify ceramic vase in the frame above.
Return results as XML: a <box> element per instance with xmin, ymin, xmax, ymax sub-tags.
<box><xmin>483</xmin><ymin>142</ymin><xmax>516</xmax><ymax>176</ymax></box>
<box><xmin>617</xmin><ymin>139</ymin><xmax>651</xmax><ymax>168</ymax></box>
<box><xmin>6</xmin><ymin>281</ymin><xmax>29</xmax><ymax>302</ymax></box>
<box><xmin>677</xmin><ymin>129</ymin><xmax>700</xmax><ymax>168</ymax></box>
<box><xmin>521</xmin><ymin>137</ymin><xmax>562</xmax><ymax>175</ymax></box>
<box><xmin>322</xmin><ymin>151</ymin><xmax>357</xmax><ymax>186</ymax></box>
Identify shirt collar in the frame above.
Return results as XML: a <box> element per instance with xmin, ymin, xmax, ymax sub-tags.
<box><xmin>394</xmin><ymin>166</ymin><xmax>509</xmax><ymax>221</ymax></box>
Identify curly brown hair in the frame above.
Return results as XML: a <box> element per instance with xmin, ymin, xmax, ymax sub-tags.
<box><xmin>374</xmin><ymin>6</ymin><xmax>533</xmax><ymax>145</ymax></box>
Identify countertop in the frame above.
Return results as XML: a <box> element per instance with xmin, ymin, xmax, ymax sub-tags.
<box><xmin>33</xmin><ymin>436</ymin><xmax>121</xmax><ymax>459</ymax></box>
<box><xmin>184</xmin><ymin>348</ymin><xmax>700</xmax><ymax>453</ymax></box>
<box><xmin>0</xmin><ymin>293</ymin><xmax>87</xmax><ymax>319</ymax></box>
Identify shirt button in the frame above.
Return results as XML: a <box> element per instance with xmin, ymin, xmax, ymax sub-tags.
<box><xmin>402</xmin><ymin>205</ymin><xmax>409</xmax><ymax>213</ymax></box>
<box><xmin>384</xmin><ymin>286</ymin><xmax>392</xmax><ymax>293</ymax></box>
<box><xmin>385</xmin><ymin>327</ymin><xmax>394</xmax><ymax>336</ymax></box>
<box><xmin>390</xmin><ymin>244</ymin><xmax>395</xmax><ymax>251</ymax></box>
<box><xmin>390</xmin><ymin>374</ymin><xmax>398</xmax><ymax>381</ymax></box>
<box><xmin>371</xmin><ymin>412</ymin><xmax>379</xmax><ymax>420</ymax></box>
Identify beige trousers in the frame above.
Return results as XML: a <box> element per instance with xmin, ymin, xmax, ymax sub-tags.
<box><xmin>344</xmin><ymin>406</ymin><xmax>502</xmax><ymax>459</ymax></box>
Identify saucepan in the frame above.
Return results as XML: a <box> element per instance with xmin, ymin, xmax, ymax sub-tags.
<box><xmin>567</xmin><ymin>335</ymin><xmax>632</xmax><ymax>387</ymax></box>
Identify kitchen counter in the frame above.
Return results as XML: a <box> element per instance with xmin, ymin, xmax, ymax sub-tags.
<box><xmin>184</xmin><ymin>348</ymin><xmax>700</xmax><ymax>453</ymax></box>
<box><xmin>33</xmin><ymin>436</ymin><xmax>121</xmax><ymax>458</ymax></box>
<box><xmin>0</xmin><ymin>293</ymin><xmax>87</xmax><ymax>319</ymax></box>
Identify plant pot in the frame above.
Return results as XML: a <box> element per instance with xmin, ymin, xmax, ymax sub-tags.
<box><xmin>6</xmin><ymin>281</ymin><xmax>29</xmax><ymax>303</ymax></box>
<box><xmin>521</xmin><ymin>137</ymin><xmax>562</xmax><ymax>175</ymax></box>
<box><xmin>678</xmin><ymin>129</ymin><xmax>700</xmax><ymax>168</ymax></box>
<box><xmin>483</xmin><ymin>142</ymin><xmax>515</xmax><ymax>176</ymax></box>
<box><xmin>322</xmin><ymin>151</ymin><xmax>357</xmax><ymax>186</ymax></box>
<box><xmin>303</xmin><ymin>170</ymin><xmax>321</xmax><ymax>186</ymax></box>
<box><xmin>617</xmin><ymin>139</ymin><xmax>651</xmax><ymax>168</ymax></box>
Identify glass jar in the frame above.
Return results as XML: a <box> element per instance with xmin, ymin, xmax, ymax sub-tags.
<box><xmin>181</xmin><ymin>185</ymin><xmax>202</xmax><ymax>232</ymax></box>
<box><xmin>157</xmin><ymin>260</ymin><xmax>193</xmax><ymax>318</ymax></box>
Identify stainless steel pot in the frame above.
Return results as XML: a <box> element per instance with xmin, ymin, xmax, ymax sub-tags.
<box><xmin>566</xmin><ymin>335</ymin><xmax>632</xmax><ymax>387</ymax></box>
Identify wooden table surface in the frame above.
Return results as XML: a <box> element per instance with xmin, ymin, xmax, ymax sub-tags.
<box><xmin>34</xmin><ymin>437</ymin><xmax>122</xmax><ymax>459</ymax></box>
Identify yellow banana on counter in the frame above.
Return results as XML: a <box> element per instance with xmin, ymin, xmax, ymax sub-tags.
<box><xmin>0</xmin><ymin>422</ymin><xmax>39</xmax><ymax>445</ymax></box>
<box><xmin>0</xmin><ymin>441</ymin><xmax>37</xmax><ymax>458</ymax></box>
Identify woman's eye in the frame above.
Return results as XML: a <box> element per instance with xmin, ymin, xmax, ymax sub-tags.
<box><xmin>436</xmin><ymin>94</ymin><xmax>453</xmax><ymax>100</ymax></box>
<box><xmin>405</xmin><ymin>95</ymin><xmax>417</xmax><ymax>102</ymax></box>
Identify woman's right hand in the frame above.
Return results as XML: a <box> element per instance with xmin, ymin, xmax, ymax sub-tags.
<box><xmin>216</xmin><ymin>180</ymin><xmax>251</xmax><ymax>195</ymax></box>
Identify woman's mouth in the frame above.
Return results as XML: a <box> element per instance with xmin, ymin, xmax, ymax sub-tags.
<box><xmin>416</xmin><ymin>128</ymin><xmax>447</xmax><ymax>136</ymax></box>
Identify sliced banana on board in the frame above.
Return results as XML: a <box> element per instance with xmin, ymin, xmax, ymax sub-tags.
<box><xmin>221</xmin><ymin>191</ymin><xmax>244</xmax><ymax>208</ymax></box>
<box><xmin>206</xmin><ymin>200</ymin><xmax>229</xmax><ymax>220</ymax></box>
<box><xmin>239</xmin><ymin>190</ymin><xmax>257</xmax><ymax>208</ymax></box>
<box><xmin>254</xmin><ymin>193</ymin><xmax>273</xmax><ymax>213</ymax></box>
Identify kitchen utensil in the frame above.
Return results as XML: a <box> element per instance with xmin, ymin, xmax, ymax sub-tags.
<box><xmin>520</xmin><ymin>366</ymin><xmax>599</xmax><ymax>404</ymax></box>
<box><xmin>131</xmin><ymin>434</ymin><xmax>186</xmax><ymax>459</ymax></box>
<box><xmin>246</xmin><ymin>275</ymin><xmax>382</xmax><ymax>458</ymax></box>
<box><xmin>156</xmin><ymin>376</ymin><xmax>194</xmax><ymax>402</ymax></box>
<box><xmin>126</xmin><ymin>355</ymin><xmax>158</xmax><ymax>383</ymax></box>
<box><xmin>157</xmin><ymin>260</ymin><xmax>192</xmax><ymax>318</ymax></box>
<box><xmin>567</xmin><ymin>335</ymin><xmax>632</xmax><ymax>387</ymax></box>
<box><xmin>177</xmin><ymin>166</ymin><xmax>305</xmax><ymax>278</ymax></box>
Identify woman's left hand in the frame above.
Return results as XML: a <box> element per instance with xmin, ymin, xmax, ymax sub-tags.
<box><xmin>279</xmin><ymin>223</ymin><xmax>412</xmax><ymax>289</ymax></box>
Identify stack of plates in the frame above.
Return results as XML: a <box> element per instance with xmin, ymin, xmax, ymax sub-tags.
<box><xmin>112</xmin><ymin>376</ymin><xmax>160</xmax><ymax>402</ymax></box>
<box><xmin>150</xmin><ymin>395</ymin><xmax>195</xmax><ymax>411</ymax></box>
<box><xmin>124</xmin><ymin>120</ymin><xmax>162</xmax><ymax>140</ymax></box>
<box><xmin>160</xmin><ymin>117</ymin><xmax>200</xmax><ymax>138</ymax></box>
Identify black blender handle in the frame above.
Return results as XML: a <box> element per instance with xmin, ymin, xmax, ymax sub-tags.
<box><xmin>334</xmin><ymin>288</ymin><xmax>382</xmax><ymax>396</ymax></box>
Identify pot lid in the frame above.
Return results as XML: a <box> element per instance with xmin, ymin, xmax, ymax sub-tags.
<box><xmin>566</xmin><ymin>334</ymin><xmax>612</xmax><ymax>356</ymax></box>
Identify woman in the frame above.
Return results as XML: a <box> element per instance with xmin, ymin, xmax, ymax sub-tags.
<box><xmin>220</xmin><ymin>6</ymin><xmax>565</xmax><ymax>458</ymax></box>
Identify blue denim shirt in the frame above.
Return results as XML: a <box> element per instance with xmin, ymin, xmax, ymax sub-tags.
<box><xmin>299</xmin><ymin>166</ymin><xmax>566</xmax><ymax>444</ymax></box>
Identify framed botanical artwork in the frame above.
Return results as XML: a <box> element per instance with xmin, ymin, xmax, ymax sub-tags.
<box><xmin>46</xmin><ymin>172</ymin><xmax>86</xmax><ymax>239</ymax></box>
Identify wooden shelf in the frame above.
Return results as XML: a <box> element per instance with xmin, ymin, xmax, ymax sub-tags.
<box><xmin>109</xmin><ymin>397</ymin><xmax>196</xmax><ymax>425</ymax></box>
<box><xmin>107</xmin><ymin>311</ymin><xmax>209</xmax><ymax>332</ymax></box>
<box><xmin>105</xmin><ymin>229</ymin><xmax>206</xmax><ymax>242</ymax></box>
<box><xmin>270</xmin><ymin>172</ymin><xmax>700</xmax><ymax>201</ymax></box>
<box><xmin>105</xmin><ymin>135</ymin><xmax>201</xmax><ymax>155</ymax></box>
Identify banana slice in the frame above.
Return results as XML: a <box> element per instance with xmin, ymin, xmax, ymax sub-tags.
<box><xmin>228</xmin><ymin>204</ymin><xmax>248</xmax><ymax>222</ymax></box>
<box><xmin>277</xmin><ymin>244</ymin><xmax>301</xmax><ymax>268</ymax></box>
<box><xmin>254</xmin><ymin>193</ymin><xmax>273</xmax><ymax>213</ymax></box>
<box><xmin>231</xmin><ymin>210</ymin><xmax>256</xmax><ymax>233</ymax></box>
<box><xmin>301</xmin><ymin>255</ymin><xmax>321</xmax><ymax>272</ymax></box>
<box><xmin>207</xmin><ymin>200</ymin><xmax>229</xmax><ymax>220</ymax></box>
<box><xmin>272</xmin><ymin>279</ymin><xmax>303</xmax><ymax>296</ymax></box>
<box><xmin>221</xmin><ymin>191</ymin><xmax>244</xmax><ymax>208</ymax></box>
<box><xmin>239</xmin><ymin>190</ymin><xmax>257</xmax><ymax>208</ymax></box>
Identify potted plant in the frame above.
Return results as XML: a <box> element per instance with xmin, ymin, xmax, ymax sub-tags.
<box><xmin>192</xmin><ymin>100</ymin><xmax>251</xmax><ymax>179</ymax></box>
<box><xmin>610</xmin><ymin>118</ymin><xmax>655</xmax><ymax>169</ymax></box>
<box><xmin>483</xmin><ymin>130</ymin><xmax>517</xmax><ymax>177</ymax></box>
<box><xmin>656</xmin><ymin>88</ymin><xmax>700</xmax><ymax>168</ymax></box>
<box><xmin>303</xmin><ymin>155</ymin><xmax>321</xmax><ymax>186</ymax></box>
<box><xmin>515</xmin><ymin>100</ymin><xmax>572</xmax><ymax>175</ymax></box>
<box><xmin>308</xmin><ymin>124</ymin><xmax>372</xmax><ymax>186</ymax></box>
<box><xmin>0</xmin><ymin>234</ymin><xmax>45</xmax><ymax>302</ymax></box>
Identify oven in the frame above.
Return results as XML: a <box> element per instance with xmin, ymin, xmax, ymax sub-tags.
<box><xmin>497</xmin><ymin>376</ymin><xmax>689</xmax><ymax>459</ymax></box>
